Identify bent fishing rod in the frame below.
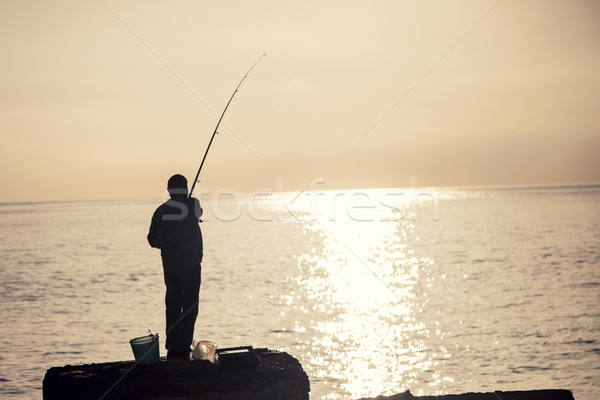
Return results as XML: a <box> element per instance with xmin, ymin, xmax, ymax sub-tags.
<box><xmin>189</xmin><ymin>53</ymin><xmax>266</xmax><ymax>198</ymax></box>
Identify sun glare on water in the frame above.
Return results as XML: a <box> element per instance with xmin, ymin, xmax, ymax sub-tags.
<box><xmin>275</xmin><ymin>189</ymin><xmax>449</xmax><ymax>398</ymax></box>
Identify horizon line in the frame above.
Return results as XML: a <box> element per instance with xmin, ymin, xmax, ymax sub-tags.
<box><xmin>1</xmin><ymin>181</ymin><xmax>599</xmax><ymax>206</ymax></box>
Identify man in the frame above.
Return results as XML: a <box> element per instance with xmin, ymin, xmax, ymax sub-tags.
<box><xmin>147</xmin><ymin>174</ymin><xmax>203</xmax><ymax>361</ymax></box>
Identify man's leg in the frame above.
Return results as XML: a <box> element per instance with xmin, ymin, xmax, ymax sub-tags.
<box><xmin>176</xmin><ymin>263</ymin><xmax>201</xmax><ymax>352</ymax></box>
<box><xmin>164</xmin><ymin>271</ymin><xmax>182</xmax><ymax>352</ymax></box>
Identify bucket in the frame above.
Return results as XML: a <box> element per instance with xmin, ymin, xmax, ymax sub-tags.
<box><xmin>129</xmin><ymin>333</ymin><xmax>160</xmax><ymax>364</ymax></box>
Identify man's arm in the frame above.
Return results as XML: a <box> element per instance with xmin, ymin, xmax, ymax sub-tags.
<box><xmin>147</xmin><ymin>210</ymin><xmax>162</xmax><ymax>249</ymax></box>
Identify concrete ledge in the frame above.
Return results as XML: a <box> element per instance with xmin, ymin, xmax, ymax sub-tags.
<box><xmin>43</xmin><ymin>349</ymin><xmax>309</xmax><ymax>400</ymax></box>
<box><xmin>360</xmin><ymin>389</ymin><xmax>575</xmax><ymax>400</ymax></box>
<box><xmin>43</xmin><ymin>348</ymin><xmax>575</xmax><ymax>400</ymax></box>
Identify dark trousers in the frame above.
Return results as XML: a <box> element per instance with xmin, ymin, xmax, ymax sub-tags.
<box><xmin>163</xmin><ymin>264</ymin><xmax>201</xmax><ymax>352</ymax></box>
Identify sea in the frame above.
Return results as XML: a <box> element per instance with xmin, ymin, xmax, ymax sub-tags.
<box><xmin>0</xmin><ymin>185</ymin><xmax>598</xmax><ymax>400</ymax></box>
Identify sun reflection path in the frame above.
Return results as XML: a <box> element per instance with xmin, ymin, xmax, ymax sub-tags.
<box><xmin>285</xmin><ymin>190</ymin><xmax>452</xmax><ymax>399</ymax></box>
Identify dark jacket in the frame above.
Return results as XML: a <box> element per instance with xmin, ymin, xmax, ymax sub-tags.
<box><xmin>147</xmin><ymin>196</ymin><xmax>203</xmax><ymax>274</ymax></box>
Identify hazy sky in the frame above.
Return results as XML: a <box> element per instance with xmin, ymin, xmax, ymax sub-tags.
<box><xmin>1</xmin><ymin>0</ymin><xmax>599</xmax><ymax>201</ymax></box>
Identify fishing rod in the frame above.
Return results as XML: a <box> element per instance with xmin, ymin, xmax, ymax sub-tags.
<box><xmin>189</xmin><ymin>53</ymin><xmax>266</xmax><ymax>198</ymax></box>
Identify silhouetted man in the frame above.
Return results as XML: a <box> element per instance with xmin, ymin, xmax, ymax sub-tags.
<box><xmin>147</xmin><ymin>174</ymin><xmax>203</xmax><ymax>361</ymax></box>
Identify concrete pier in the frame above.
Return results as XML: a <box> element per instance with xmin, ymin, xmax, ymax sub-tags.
<box><xmin>43</xmin><ymin>348</ymin><xmax>309</xmax><ymax>400</ymax></box>
<box><xmin>43</xmin><ymin>347</ymin><xmax>575</xmax><ymax>400</ymax></box>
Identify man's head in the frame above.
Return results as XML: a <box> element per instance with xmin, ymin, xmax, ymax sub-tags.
<box><xmin>167</xmin><ymin>174</ymin><xmax>188</xmax><ymax>197</ymax></box>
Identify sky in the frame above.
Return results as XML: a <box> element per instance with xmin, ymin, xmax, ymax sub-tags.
<box><xmin>0</xmin><ymin>0</ymin><xmax>599</xmax><ymax>202</ymax></box>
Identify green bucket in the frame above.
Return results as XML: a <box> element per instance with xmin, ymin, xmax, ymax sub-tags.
<box><xmin>129</xmin><ymin>333</ymin><xmax>160</xmax><ymax>364</ymax></box>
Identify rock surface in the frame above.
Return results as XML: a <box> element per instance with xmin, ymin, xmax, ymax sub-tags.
<box><xmin>43</xmin><ymin>348</ymin><xmax>309</xmax><ymax>400</ymax></box>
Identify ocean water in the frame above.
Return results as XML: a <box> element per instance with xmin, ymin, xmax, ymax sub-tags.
<box><xmin>0</xmin><ymin>185</ymin><xmax>598</xmax><ymax>399</ymax></box>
